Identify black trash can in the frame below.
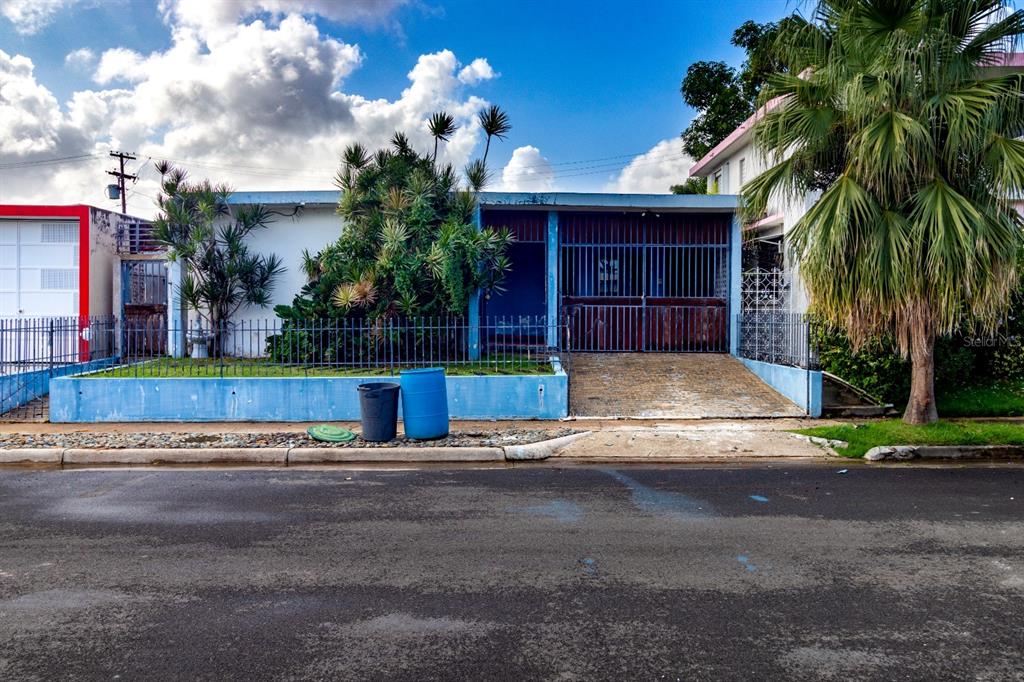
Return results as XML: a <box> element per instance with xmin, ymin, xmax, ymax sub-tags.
<box><xmin>357</xmin><ymin>382</ymin><xmax>400</xmax><ymax>442</ymax></box>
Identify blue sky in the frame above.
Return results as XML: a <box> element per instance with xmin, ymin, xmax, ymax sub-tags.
<box><xmin>0</xmin><ymin>0</ymin><xmax>793</xmax><ymax>213</ymax></box>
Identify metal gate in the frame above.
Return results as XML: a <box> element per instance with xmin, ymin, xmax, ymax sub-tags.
<box><xmin>560</xmin><ymin>213</ymin><xmax>729</xmax><ymax>352</ymax></box>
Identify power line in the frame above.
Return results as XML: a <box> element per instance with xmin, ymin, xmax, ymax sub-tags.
<box><xmin>0</xmin><ymin>153</ymin><xmax>102</xmax><ymax>170</ymax></box>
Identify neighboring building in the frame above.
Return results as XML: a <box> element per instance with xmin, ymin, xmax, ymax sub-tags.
<box><xmin>0</xmin><ymin>204</ymin><xmax>165</xmax><ymax>360</ymax></box>
<box><xmin>686</xmin><ymin>99</ymin><xmax>812</xmax><ymax>314</ymax></box>
<box><xmin>690</xmin><ymin>54</ymin><xmax>1024</xmax><ymax>315</ymax></box>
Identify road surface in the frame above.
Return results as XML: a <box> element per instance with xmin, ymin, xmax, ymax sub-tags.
<box><xmin>0</xmin><ymin>464</ymin><xmax>1022</xmax><ymax>680</ymax></box>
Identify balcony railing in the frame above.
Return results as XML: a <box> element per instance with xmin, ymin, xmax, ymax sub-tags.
<box><xmin>116</xmin><ymin>221</ymin><xmax>164</xmax><ymax>255</ymax></box>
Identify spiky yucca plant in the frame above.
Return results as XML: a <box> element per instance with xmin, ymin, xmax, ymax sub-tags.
<box><xmin>744</xmin><ymin>0</ymin><xmax>1024</xmax><ymax>424</ymax></box>
<box><xmin>277</xmin><ymin>107</ymin><xmax>514</xmax><ymax>323</ymax></box>
<box><xmin>152</xmin><ymin>162</ymin><xmax>284</xmax><ymax>343</ymax></box>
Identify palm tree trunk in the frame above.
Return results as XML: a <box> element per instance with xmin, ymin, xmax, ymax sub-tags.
<box><xmin>903</xmin><ymin>326</ymin><xmax>938</xmax><ymax>425</ymax></box>
<box><xmin>433</xmin><ymin>138</ymin><xmax>439</xmax><ymax>162</ymax></box>
<box><xmin>483</xmin><ymin>136</ymin><xmax>492</xmax><ymax>165</ymax></box>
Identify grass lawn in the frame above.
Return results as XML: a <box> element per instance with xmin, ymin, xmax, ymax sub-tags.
<box><xmin>936</xmin><ymin>380</ymin><xmax>1024</xmax><ymax>417</ymax></box>
<box><xmin>794</xmin><ymin>419</ymin><xmax>1024</xmax><ymax>458</ymax></box>
<box><xmin>89</xmin><ymin>357</ymin><xmax>553</xmax><ymax>378</ymax></box>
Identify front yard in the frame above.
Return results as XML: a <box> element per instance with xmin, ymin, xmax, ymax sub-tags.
<box><xmin>795</xmin><ymin>419</ymin><xmax>1024</xmax><ymax>458</ymax></box>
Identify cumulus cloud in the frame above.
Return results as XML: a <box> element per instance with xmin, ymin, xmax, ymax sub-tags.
<box><xmin>64</xmin><ymin>48</ymin><xmax>96</xmax><ymax>70</ymax></box>
<box><xmin>499</xmin><ymin>145</ymin><xmax>554</xmax><ymax>192</ymax></box>
<box><xmin>1</xmin><ymin>0</ymin><xmax>80</xmax><ymax>34</ymax></box>
<box><xmin>0</xmin><ymin>10</ymin><xmax>499</xmax><ymax>216</ymax></box>
<box><xmin>605</xmin><ymin>139</ymin><xmax>693</xmax><ymax>194</ymax></box>
<box><xmin>458</xmin><ymin>58</ymin><xmax>495</xmax><ymax>85</ymax></box>
<box><xmin>159</xmin><ymin>0</ymin><xmax>409</xmax><ymax>39</ymax></box>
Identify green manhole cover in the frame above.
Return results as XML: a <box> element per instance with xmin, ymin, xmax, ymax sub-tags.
<box><xmin>307</xmin><ymin>424</ymin><xmax>357</xmax><ymax>443</ymax></box>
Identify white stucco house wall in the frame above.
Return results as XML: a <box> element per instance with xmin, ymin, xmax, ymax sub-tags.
<box><xmin>686</xmin><ymin>99</ymin><xmax>813</xmax><ymax>313</ymax></box>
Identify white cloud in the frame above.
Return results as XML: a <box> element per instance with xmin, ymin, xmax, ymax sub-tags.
<box><xmin>605</xmin><ymin>139</ymin><xmax>692</xmax><ymax>194</ymax></box>
<box><xmin>0</xmin><ymin>11</ymin><xmax>500</xmax><ymax>217</ymax></box>
<box><xmin>499</xmin><ymin>145</ymin><xmax>554</xmax><ymax>192</ymax></box>
<box><xmin>159</xmin><ymin>0</ymin><xmax>408</xmax><ymax>39</ymax></box>
<box><xmin>1</xmin><ymin>0</ymin><xmax>80</xmax><ymax>34</ymax></box>
<box><xmin>64</xmin><ymin>48</ymin><xmax>96</xmax><ymax>70</ymax></box>
<box><xmin>458</xmin><ymin>58</ymin><xmax>495</xmax><ymax>85</ymax></box>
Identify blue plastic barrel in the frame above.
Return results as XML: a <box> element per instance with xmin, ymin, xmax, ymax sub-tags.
<box><xmin>399</xmin><ymin>367</ymin><xmax>449</xmax><ymax>439</ymax></box>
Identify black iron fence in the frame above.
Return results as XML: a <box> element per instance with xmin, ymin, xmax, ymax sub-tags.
<box><xmin>113</xmin><ymin>315</ymin><xmax>562</xmax><ymax>377</ymax></box>
<box><xmin>0</xmin><ymin>316</ymin><xmax>117</xmax><ymax>373</ymax></box>
<box><xmin>1</xmin><ymin>316</ymin><xmax>118</xmax><ymax>420</ymax></box>
<box><xmin>736</xmin><ymin>312</ymin><xmax>819</xmax><ymax>370</ymax></box>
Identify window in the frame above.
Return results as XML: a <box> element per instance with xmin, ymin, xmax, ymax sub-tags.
<box><xmin>711</xmin><ymin>170</ymin><xmax>722</xmax><ymax>194</ymax></box>
<box><xmin>739</xmin><ymin>158</ymin><xmax>746</xmax><ymax>187</ymax></box>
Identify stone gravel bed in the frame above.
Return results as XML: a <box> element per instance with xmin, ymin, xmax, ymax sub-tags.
<box><xmin>0</xmin><ymin>428</ymin><xmax>582</xmax><ymax>450</ymax></box>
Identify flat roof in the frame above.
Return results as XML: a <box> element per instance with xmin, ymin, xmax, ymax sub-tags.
<box><xmin>228</xmin><ymin>190</ymin><xmax>738</xmax><ymax>212</ymax></box>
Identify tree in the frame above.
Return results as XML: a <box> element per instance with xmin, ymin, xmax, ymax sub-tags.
<box><xmin>679</xmin><ymin>19</ymin><xmax>794</xmax><ymax>175</ymax></box>
<box><xmin>680</xmin><ymin>61</ymin><xmax>753</xmax><ymax>161</ymax></box>
<box><xmin>277</xmin><ymin>109</ymin><xmax>513</xmax><ymax>323</ymax></box>
<box><xmin>671</xmin><ymin>177</ymin><xmax>708</xmax><ymax>195</ymax></box>
<box><xmin>428</xmin><ymin>111</ymin><xmax>457</xmax><ymax>161</ymax></box>
<box><xmin>478</xmin><ymin>105</ymin><xmax>511</xmax><ymax>164</ymax></box>
<box><xmin>151</xmin><ymin>162</ymin><xmax>285</xmax><ymax>339</ymax></box>
<box><xmin>743</xmin><ymin>0</ymin><xmax>1024</xmax><ymax>424</ymax></box>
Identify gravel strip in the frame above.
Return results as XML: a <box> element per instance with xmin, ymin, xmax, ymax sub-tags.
<box><xmin>0</xmin><ymin>428</ymin><xmax>582</xmax><ymax>450</ymax></box>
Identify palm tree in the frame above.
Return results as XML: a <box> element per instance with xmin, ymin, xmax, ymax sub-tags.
<box><xmin>478</xmin><ymin>105</ymin><xmax>511</xmax><ymax>164</ymax></box>
<box><xmin>427</xmin><ymin>111</ymin><xmax>457</xmax><ymax>161</ymax></box>
<box><xmin>743</xmin><ymin>0</ymin><xmax>1024</xmax><ymax>424</ymax></box>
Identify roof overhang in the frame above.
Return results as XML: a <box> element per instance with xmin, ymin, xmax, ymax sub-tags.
<box><xmin>227</xmin><ymin>190</ymin><xmax>740</xmax><ymax>213</ymax></box>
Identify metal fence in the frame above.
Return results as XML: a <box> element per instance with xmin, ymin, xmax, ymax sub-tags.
<box><xmin>0</xmin><ymin>316</ymin><xmax>116</xmax><ymax>372</ymax></box>
<box><xmin>113</xmin><ymin>315</ymin><xmax>562</xmax><ymax>377</ymax></box>
<box><xmin>1</xmin><ymin>316</ymin><xmax>118</xmax><ymax>420</ymax></box>
<box><xmin>564</xmin><ymin>304</ymin><xmax>728</xmax><ymax>352</ymax></box>
<box><xmin>736</xmin><ymin>312</ymin><xmax>819</xmax><ymax>370</ymax></box>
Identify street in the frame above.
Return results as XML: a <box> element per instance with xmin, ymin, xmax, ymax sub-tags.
<box><xmin>0</xmin><ymin>464</ymin><xmax>1022</xmax><ymax>680</ymax></box>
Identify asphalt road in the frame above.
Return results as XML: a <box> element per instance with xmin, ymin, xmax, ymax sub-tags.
<box><xmin>0</xmin><ymin>463</ymin><xmax>1022</xmax><ymax>681</ymax></box>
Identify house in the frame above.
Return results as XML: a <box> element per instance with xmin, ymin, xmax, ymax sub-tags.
<box><xmin>0</xmin><ymin>203</ymin><xmax>165</xmax><ymax>360</ymax></box>
<box><xmin>227</xmin><ymin>190</ymin><xmax>744</xmax><ymax>354</ymax></box>
<box><xmin>688</xmin><ymin>53</ymin><xmax>1024</xmax><ymax>316</ymax></box>
<box><xmin>222</xmin><ymin>190</ymin><xmax>820</xmax><ymax>416</ymax></box>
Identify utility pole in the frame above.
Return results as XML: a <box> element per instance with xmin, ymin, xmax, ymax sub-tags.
<box><xmin>107</xmin><ymin>151</ymin><xmax>137</xmax><ymax>214</ymax></box>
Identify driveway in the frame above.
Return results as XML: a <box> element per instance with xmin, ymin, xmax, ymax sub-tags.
<box><xmin>569</xmin><ymin>353</ymin><xmax>806</xmax><ymax>418</ymax></box>
<box><xmin>0</xmin><ymin>465</ymin><xmax>1022</xmax><ymax>679</ymax></box>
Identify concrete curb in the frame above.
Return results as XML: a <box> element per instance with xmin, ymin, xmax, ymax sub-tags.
<box><xmin>504</xmin><ymin>431</ymin><xmax>592</xmax><ymax>460</ymax></box>
<box><xmin>63</xmin><ymin>448</ymin><xmax>289</xmax><ymax>465</ymax></box>
<box><xmin>0</xmin><ymin>448</ymin><xmax>63</xmax><ymax>464</ymax></box>
<box><xmin>864</xmin><ymin>444</ymin><xmax>1024</xmax><ymax>462</ymax></box>
<box><xmin>288</xmin><ymin>447</ymin><xmax>504</xmax><ymax>463</ymax></box>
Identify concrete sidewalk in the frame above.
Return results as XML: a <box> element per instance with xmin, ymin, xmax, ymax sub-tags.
<box><xmin>1</xmin><ymin>417</ymin><xmax>832</xmax><ymax>435</ymax></box>
<box><xmin>0</xmin><ymin>418</ymin><xmax>841</xmax><ymax>462</ymax></box>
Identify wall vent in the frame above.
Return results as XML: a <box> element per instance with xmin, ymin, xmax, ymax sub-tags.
<box><xmin>41</xmin><ymin>222</ymin><xmax>79</xmax><ymax>244</ymax></box>
<box><xmin>40</xmin><ymin>268</ymin><xmax>78</xmax><ymax>290</ymax></box>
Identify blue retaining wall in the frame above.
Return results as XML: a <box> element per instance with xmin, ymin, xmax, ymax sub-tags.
<box><xmin>739</xmin><ymin>358</ymin><xmax>822</xmax><ymax>417</ymax></box>
<box><xmin>50</xmin><ymin>361</ymin><xmax>568</xmax><ymax>422</ymax></box>
<box><xmin>1</xmin><ymin>358</ymin><xmax>117</xmax><ymax>415</ymax></box>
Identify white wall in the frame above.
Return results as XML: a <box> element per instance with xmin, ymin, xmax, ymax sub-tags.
<box><xmin>231</xmin><ymin>204</ymin><xmax>343</xmax><ymax>320</ymax></box>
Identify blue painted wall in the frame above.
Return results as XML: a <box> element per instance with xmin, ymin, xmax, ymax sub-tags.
<box><xmin>50</xmin><ymin>362</ymin><xmax>569</xmax><ymax>422</ymax></box>
<box><xmin>739</xmin><ymin>357</ymin><xmax>822</xmax><ymax>417</ymax></box>
<box><xmin>0</xmin><ymin>358</ymin><xmax>117</xmax><ymax>415</ymax></box>
<box><xmin>483</xmin><ymin>243</ymin><xmax>546</xmax><ymax>319</ymax></box>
